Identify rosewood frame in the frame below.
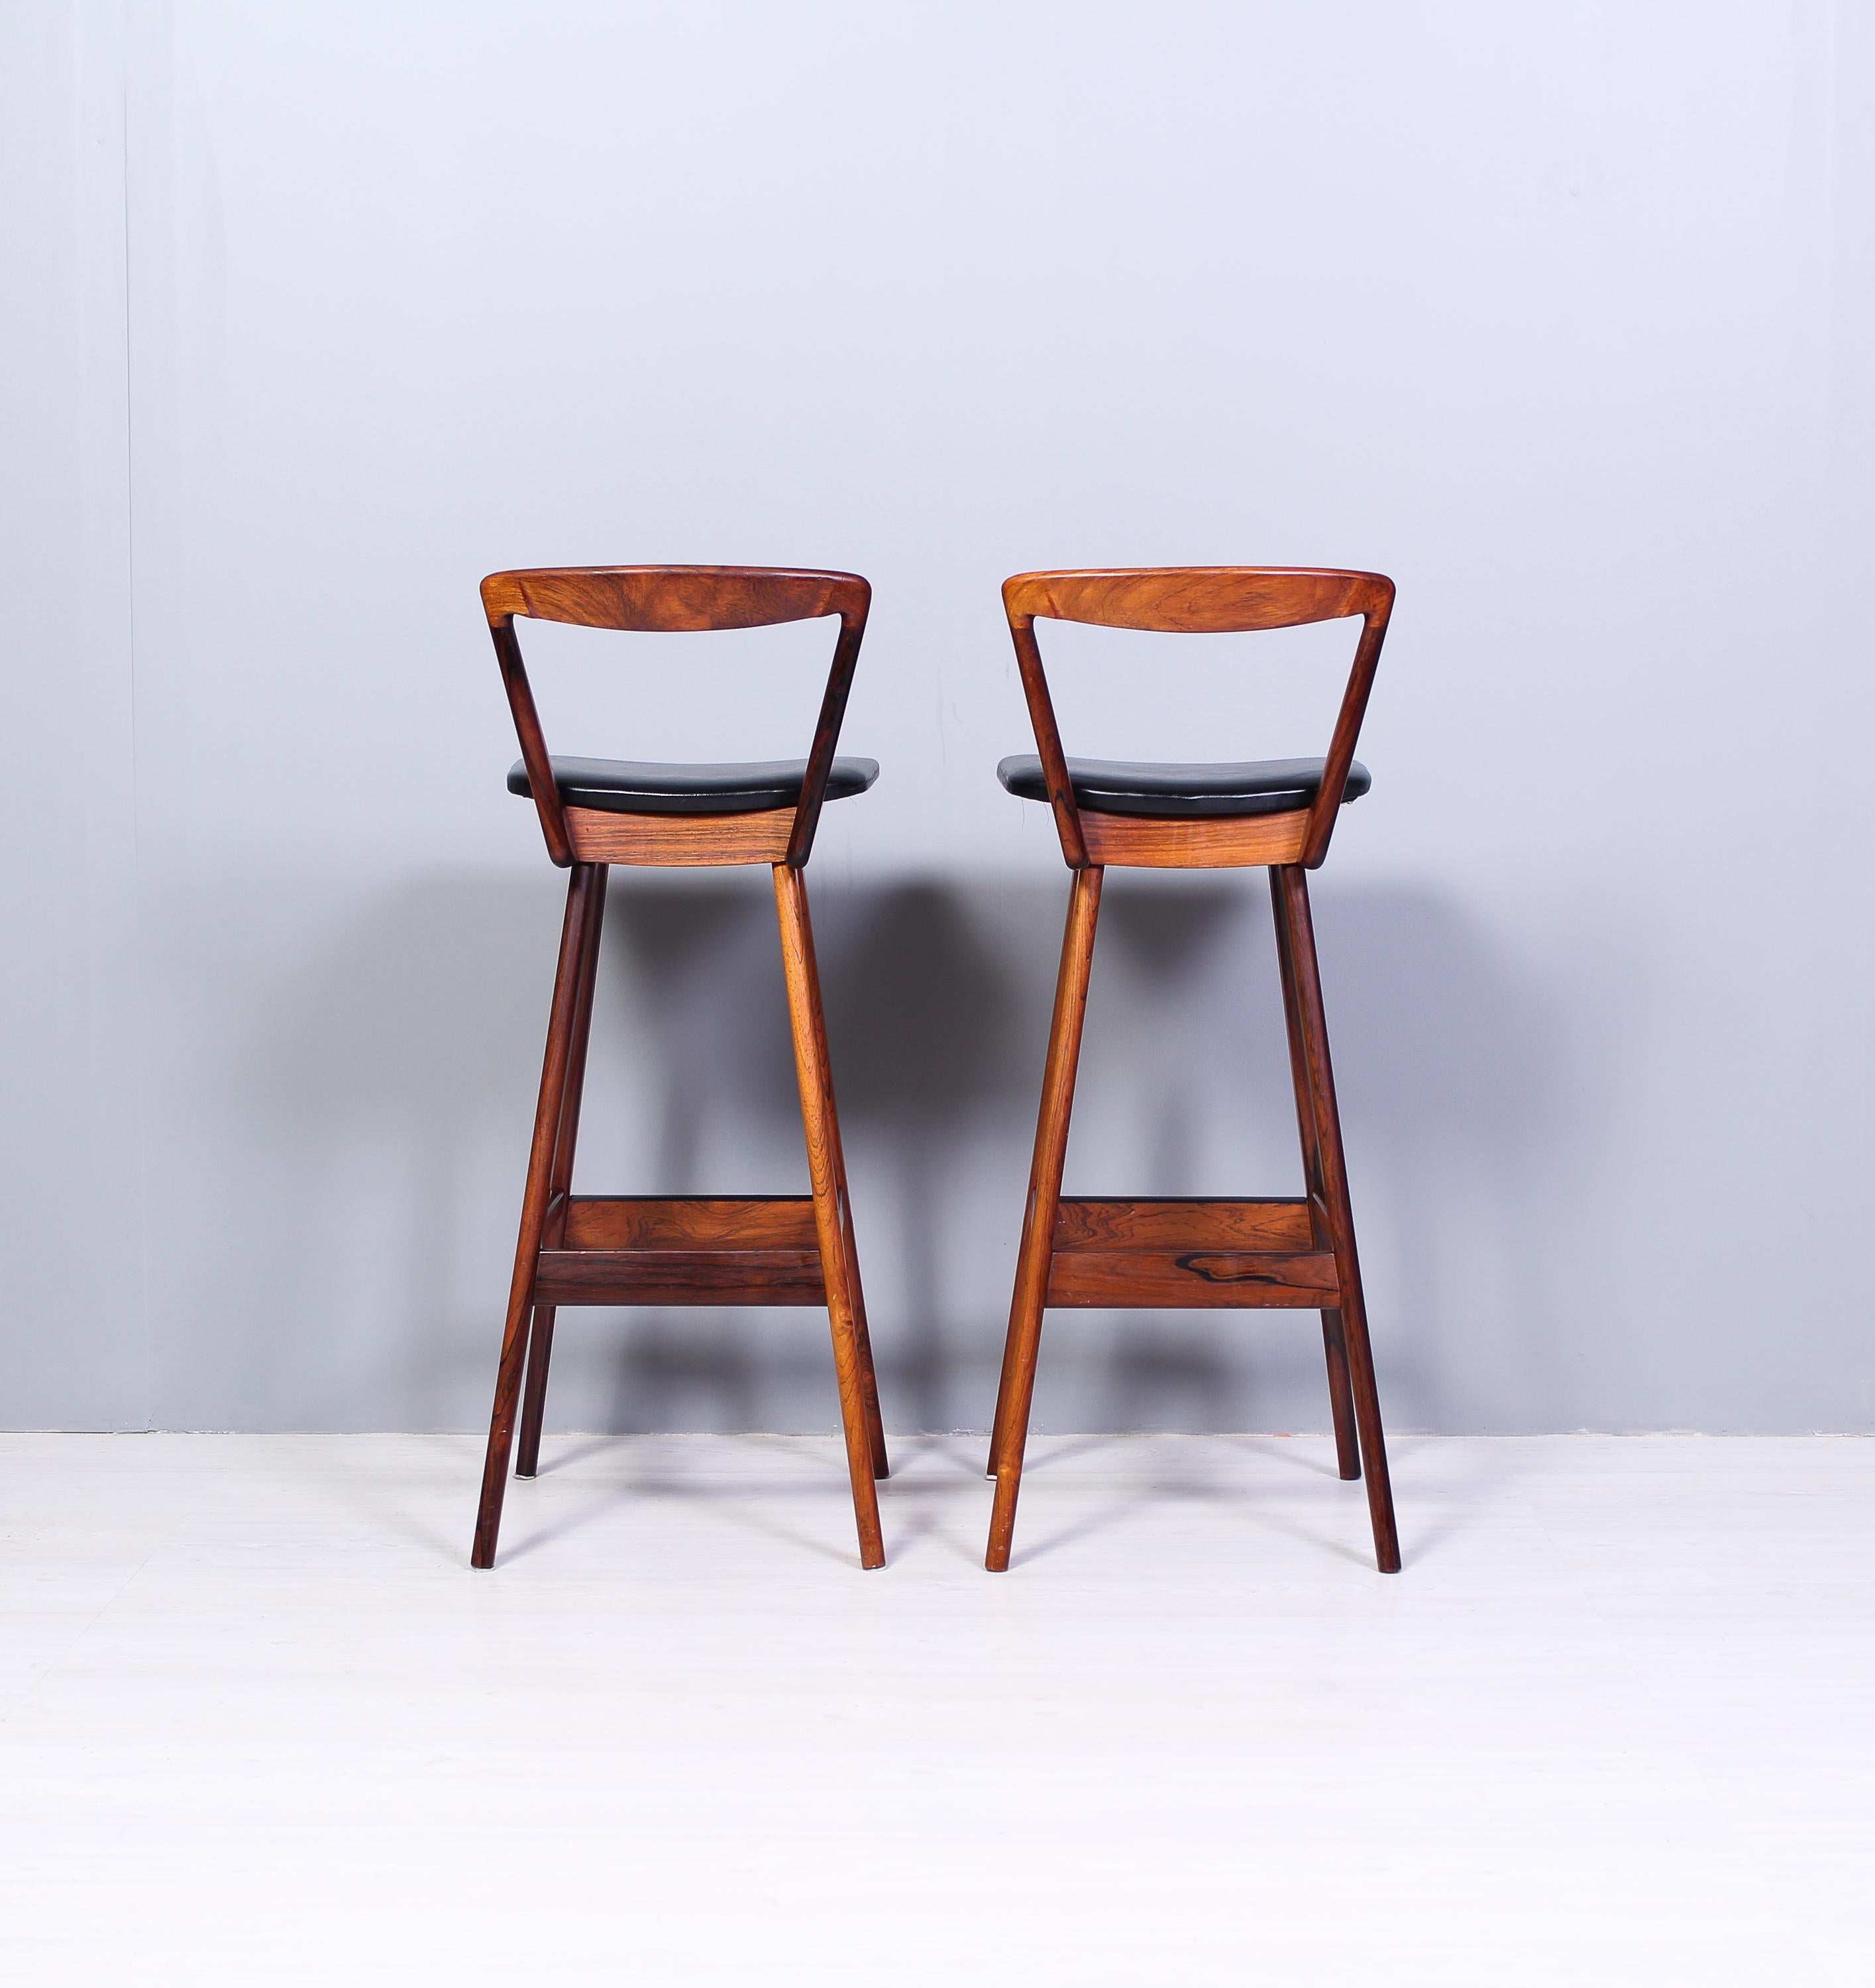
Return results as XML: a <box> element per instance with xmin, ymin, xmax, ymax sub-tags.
<box><xmin>471</xmin><ymin>566</ymin><xmax>888</xmax><ymax>1571</ymax></box>
<box><xmin>985</xmin><ymin>566</ymin><xmax>1401</xmax><ymax>1574</ymax></box>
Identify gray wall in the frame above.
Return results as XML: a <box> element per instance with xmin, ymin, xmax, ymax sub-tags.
<box><xmin>5</xmin><ymin>0</ymin><xmax>1872</xmax><ymax>1436</ymax></box>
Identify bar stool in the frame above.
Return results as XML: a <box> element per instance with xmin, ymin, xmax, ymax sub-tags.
<box><xmin>471</xmin><ymin>566</ymin><xmax>889</xmax><ymax>1571</ymax></box>
<box><xmin>984</xmin><ymin>567</ymin><xmax>1401</xmax><ymax>1574</ymax></box>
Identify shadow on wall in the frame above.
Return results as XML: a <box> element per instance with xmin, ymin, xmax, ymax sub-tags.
<box><xmin>594</xmin><ymin>874</ymin><xmax>1034</xmax><ymax>1437</ymax></box>
<box><xmin>158</xmin><ymin>872</ymin><xmax>571</xmax><ymax>1428</ymax></box>
<box><xmin>1044</xmin><ymin>876</ymin><xmax>1572</xmax><ymax>1435</ymax></box>
<box><xmin>212</xmin><ymin>866</ymin><xmax>1576</xmax><ymax>1433</ymax></box>
<box><xmin>1303</xmin><ymin>882</ymin><xmax>1578</xmax><ymax>1431</ymax></box>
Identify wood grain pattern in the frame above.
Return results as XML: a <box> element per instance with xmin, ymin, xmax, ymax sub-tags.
<box><xmin>472</xmin><ymin>862</ymin><xmax>603</xmax><ymax>1569</ymax></box>
<box><xmin>1269</xmin><ymin>870</ymin><xmax>1362</xmax><ymax>1481</ymax></box>
<box><xmin>561</xmin><ymin>1196</ymin><xmax>819</xmax><ymax>1250</ymax></box>
<box><xmin>1273</xmin><ymin>863</ymin><xmax>1400</xmax><ymax>1571</ymax></box>
<box><xmin>564</xmin><ymin>805</ymin><xmax>794</xmax><ymax>867</ymax></box>
<box><xmin>1045</xmin><ymin>1247</ymin><xmax>1338</xmax><ymax>1308</ymax></box>
<box><xmin>482</xmin><ymin>565</ymin><xmax>867</xmax><ymax>633</ymax></box>
<box><xmin>537</xmin><ymin>1196</ymin><xmax>828</xmax><ymax>1306</ymax></box>
<box><xmin>533</xmin><ymin>1249</ymin><xmax>826</xmax><ymax>1306</ymax></box>
<box><xmin>1076</xmin><ymin>808</ymin><xmax>1309</xmax><ymax>870</ymax></box>
<box><xmin>492</xmin><ymin>618</ymin><xmax>571</xmax><ymax>865</ymax></box>
<box><xmin>515</xmin><ymin>867</ymin><xmax>608</xmax><ymax>1478</ymax></box>
<box><xmin>985</xmin><ymin>865</ymin><xmax>1103</xmax><ymax>1569</ymax></box>
<box><xmin>787</xmin><ymin>892</ymin><xmax>889</xmax><ymax>1480</ymax></box>
<box><xmin>775</xmin><ymin>863</ymin><xmax>888</xmax><ymax>1566</ymax></box>
<box><xmin>1003</xmin><ymin>567</ymin><xmax>1390</xmax><ymax>635</ymax></box>
<box><xmin>1053</xmin><ymin>1198</ymin><xmax>1316</xmax><ymax>1250</ymax></box>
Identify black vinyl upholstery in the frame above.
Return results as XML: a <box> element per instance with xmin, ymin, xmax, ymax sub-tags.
<box><xmin>509</xmin><ymin>755</ymin><xmax>880</xmax><ymax>816</ymax></box>
<box><xmin>995</xmin><ymin>754</ymin><xmax>1369</xmax><ymax>820</ymax></box>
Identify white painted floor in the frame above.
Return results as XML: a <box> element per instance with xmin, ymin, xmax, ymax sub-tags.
<box><xmin>1</xmin><ymin>1433</ymin><xmax>1870</xmax><ymax>1983</ymax></box>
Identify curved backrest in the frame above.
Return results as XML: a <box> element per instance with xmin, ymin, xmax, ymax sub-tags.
<box><xmin>482</xmin><ymin>565</ymin><xmax>869</xmax><ymax>634</ymax></box>
<box><xmin>1001</xmin><ymin>566</ymin><xmax>1395</xmax><ymax>870</ymax></box>
<box><xmin>482</xmin><ymin>565</ymin><xmax>871</xmax><ymax>869</ymax></box>
<box><xmin>1003</xmin><ymin>566</ymin><xmax>1391</xmax><ymax>635</ymax></box>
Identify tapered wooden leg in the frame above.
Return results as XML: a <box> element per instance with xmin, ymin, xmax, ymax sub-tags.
<box><xmin>1275</xmin><ymin>865</ymin><xmax>1400</xmax><ymax>1573</ymax></box>
<box><xmin>516</xmin><ymin>869</ymin><xmax>609</xmax><ymax>1479</ymax></box>
<box><xmin>1269</xmin><ymin>869</ymin><xmax>1361</xmax><ymax>1482</ymax></box>
<box><xmin>841</xmin><ymin>1186</ymin><xmax>889</xmax><ymax>1482</ymax></box>
<box><xmin>986</xmin><ymin>869</ymin><xmax>1104</xmax><ymax>1484</ymax></box>
<box><xmin>774</xmin><ymin>864</ymin><xmax>887</xmax><ymax>1568</ymax></box>
<box><xmin>802</xmin><ymin>919</ymin><xmax>887</xmax><ymax>1481</ymax></box>
<box><xmin>514</xmin><ymin>1307</ymin><xmax>557</xmax><ymax>1478</ymax></box>
<box><xmin>986</xmin><ymin>866</ymin><xmax>1104</xmax><ymax>1571</ymax></box>
<box><xmin>472</xmin><ymin>863</ymin><xmax>604</xmax><ymax>1569</ymax></box>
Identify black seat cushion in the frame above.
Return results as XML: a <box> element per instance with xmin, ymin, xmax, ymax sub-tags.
<box><xmin>509</xmin><ymin>755</ymin><xmax>879</xmax><ymax>816</ymax></box>
<box><xmin>996</xmin><ymin>754</ymin><xmax>1369</xmax><ymax>819</ymax></box>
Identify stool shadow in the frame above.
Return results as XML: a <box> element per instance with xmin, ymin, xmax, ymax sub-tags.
<box><xmin>241</xmin><ymin>861</ymin><xmax>1575</xmax><ymax>1521</ymax></box>
<box><xmin>235</xmin><ymin>869</ymin><xmax>577</xmax><ymax>1430</ymax></box>
<box><xmin>812</xmin><ymin>877</ymin><xmax>1032</xmax><ymax>1433</ymax></box>
<box><xmin>1302</xmin><ymin>880</ymin><xmax>1576</xmax><ymax>1435</ymax></box>
<box><xmin>1010</xmin><ymin>1433</ymin><xmax>1370</xmax><ymax>1571</ymax></box>
<box><xmin>592</xmin><ymin>873</ymin><xmax>1031</xmax><ymax>1437</ymax></box>
<box><xmin>1076</xmin><ymin>873</ymin><xmax>1571</xmax><ymax>1443</ymax></box>
<box><xmin>985</xmin><ymin>873</ymin><xmax>1572</xmax><ymax>1563</ymax></box>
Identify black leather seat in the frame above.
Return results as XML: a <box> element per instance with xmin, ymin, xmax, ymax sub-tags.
<box><xmin>996</xmin><ymin>753</ymin><xmax>1369</xmax><ymax>819</ymax></box>
<box><xmin>509</xmin><ymin>754</ymin><xmax>880</xmax><ymax>816</ymax></box>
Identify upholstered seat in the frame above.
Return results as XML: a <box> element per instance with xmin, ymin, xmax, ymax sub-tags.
<box><xmin>509</xmin><ymin>754</ymin><xmax>880</xmax><ymax>816</ymax></box>
<box><xmin>995</xmin><ymin>753</ymin><xmax>1369</xmax><ymax>819</ymax></box>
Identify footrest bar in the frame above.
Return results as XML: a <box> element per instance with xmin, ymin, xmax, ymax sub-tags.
<box><xmin>1047</xmin><ymin>1198</ymin><xmax>1338</xmax><ymax>1309</ymax></box>
<box><xmin>537</xmin><ymin>1196</ymin><xmax>827</xmax><ymax>1306</ymax></box>
<box><xmin>1053</xmin><ymin>1198</ymin><xmax>1317</xmax><ymax>1250</ymax></box>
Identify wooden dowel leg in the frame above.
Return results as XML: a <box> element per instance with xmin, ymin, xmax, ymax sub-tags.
<box><xmin>1269</xmin><ymin>869</ymin><xmax>1361</xmax><ymax>1482</ymax></box>
<box><xmin>1316</xmin><ymin>1309</ymin><xmax>1361</xmax><ymax>1481</ymax></box>
<box><xmin>987</xmin><ymin>866</ymin><xmax>1103</xmax><ymax>1572</ymax></box>
<box><xmin>808</xmin><ymin>946</ymin><xmax>888</xmax><ymax>1482</ymax></box>
<box><xmin>985</xmin><ymin>1301</ymin><xmax>1022</xmax><ymax>1480</ymax></box>
<box><xmin>472</xmin><ymin>863</ymin><xmax>603</xmax><ymax>1569</ymax></box>
<box><xmin>839</xmin><ymin>1186</ymin><xmax>888</xmax><ymax>1480</ymax></box>
<box><xmin>774</xmin><ymin>865</ymin><xmax>887</xmax><ymax>1569</ymax></box>
<box><xmin>1277</xmin><ymin>865</ymin><xmax>1401</xmax><ymax>1573</ymax></box>
<box><xmin>515</xmin><ymin>869</ymin><xmax>608</xmax><ymax>1480</ymax></box>
<box><xmin>515</xmin><ymin>1305</ymin><xmax>557</xmax><ymax>1479</ymax></box>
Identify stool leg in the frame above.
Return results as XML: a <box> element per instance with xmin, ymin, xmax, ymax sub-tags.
<box><xmin>472</xmin><ymin>863</ymin><xmax>604</xmax><ymax>1569</ymax></box>
<box><xmin>774</xmin><ymin>864</ymin><xmax>887</xmax><ymax>1568</ymax></box>
<box><xmin>840</xmin><ymin>1182</ymin><xmax>889</xmax><ymax>1482</ymax></box>
<box><xmin>514</xmin><ymin>1307</ymin><xmax>556</xmax><ymax>1478</ymax></box>
<box><xmin>986</xmin><ymin>865</ymin><xmax>1103</xmax><ymax>1571</ymax></box>
<box><xmin>795</xmin><ymin>906</ymin><xmax>887</xmax><ymax>1480</ymax></box>
<box><xmin>1269</xmin><ymin>869</ymin><xmax>1361</xmax><ymax>1482</ymax></box>
<box><xmin>1275</xmin><ymin>865</ymin><xmax>1401</xmax><ymax>1573</ymax></box>
<box><xmin>516</xmin><ymin>869</ymin><xmax>608</xmax><ymax>1479</ymax></box>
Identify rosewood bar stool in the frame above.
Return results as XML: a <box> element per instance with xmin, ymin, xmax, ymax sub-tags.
<box><xmin>985</xmin><ymin>567</ymin><xmax>1401</xmax><ymax>1574</ymax></box>
<box><xmin>471</xmin><ymin>566</ymin><xmax>889</xmax><ymax>1571</ymax></box>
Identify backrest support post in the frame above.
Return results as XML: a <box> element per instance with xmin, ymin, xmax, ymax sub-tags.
<box><xmin>784</xmin><ymin>594</ymin><xmax>869</xmax><ymax>867</ymax></box>
<box><xmin>1303</xmin><ymin>596</ymin><xmax>1391</xmax><ymax>869</ymax></box>
<box><xmin>1005</xmin><ymin>607</ymin><xmax>1089</xmax><ymax>869</ymax></box>
<box><xmin>490</xmin><ymin>616</ymin><xmax>573</xmax><ymax>866</ymax></box>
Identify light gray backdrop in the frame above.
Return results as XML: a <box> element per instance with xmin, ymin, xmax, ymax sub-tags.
<box><xmin>5</xmin><ymin>0</ymin><xmax>1872</xmax><ymax>1436</ymax></box>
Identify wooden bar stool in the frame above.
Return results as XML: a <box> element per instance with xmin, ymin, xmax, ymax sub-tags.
<box><xmin>984</xmin><ymin>567</ymin><xmax>1402</xmax><ymax>1574</ymax></box>
<box><xmin>470</xmin><ymin>566</ymin><xmax>889</xmax><ymax>1571</ymax></box>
